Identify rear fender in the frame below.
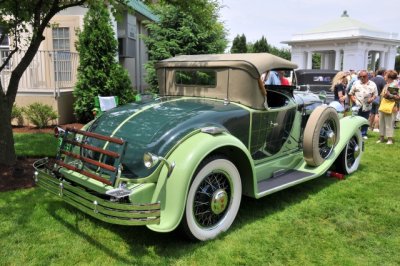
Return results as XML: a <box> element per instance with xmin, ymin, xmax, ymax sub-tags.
<box><xmin>147</xmin><ymin>131</ymin><xmax>254</xmax><ymax>233</ymax></box>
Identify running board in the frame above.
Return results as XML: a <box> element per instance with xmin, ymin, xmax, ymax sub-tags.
<box><xmin>257</xmin><ymin>169</ymin><xmax>314</xmax><ymax>196</ymax></box>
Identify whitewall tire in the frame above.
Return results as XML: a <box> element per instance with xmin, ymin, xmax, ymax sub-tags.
<box><xmin>183</xmin><ymin>157</ymin><xmax>242</xmax><ymax>241</ymax></box>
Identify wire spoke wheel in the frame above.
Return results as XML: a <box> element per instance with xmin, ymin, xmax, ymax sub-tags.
<box><xmin>193</xmin><ymin>171</ymin><xmax>231</xmax><ymax>228</ymax></box>
<box><xmin>318</xmin><ymin>118</ymin><xmax>337</xmax><ymax>159</ymax></box>
<box><xmin>335</xmin><ymin>130</ymin><xmax>362</xmax><ymax>174</ymax></box>
<box><xmin>183</xmin><ymin>157</ymin><xmax>242</xmax><ymax>241</ymax></box>
<box><xmin>346</xmin><ymin>136</ymin><xmax>359</xmax><ymax>168</ymax></box>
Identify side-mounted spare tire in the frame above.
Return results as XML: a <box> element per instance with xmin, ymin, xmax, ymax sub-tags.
<box><xmin>303</xmin><ymin>105</ymin><xmax>340</xmax><ymax>166</ymax></box>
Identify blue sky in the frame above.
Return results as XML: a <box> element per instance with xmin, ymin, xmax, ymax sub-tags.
<box><xmin>219</xmin><ymin>0</ymin><xmax>399</xmax><ymax>49</ymax></box>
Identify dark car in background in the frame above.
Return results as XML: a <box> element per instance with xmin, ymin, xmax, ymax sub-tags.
<box><xmin>295</xmin><ymin>69</ymin><xmax>339</xmax><ymax>102</ymax></box>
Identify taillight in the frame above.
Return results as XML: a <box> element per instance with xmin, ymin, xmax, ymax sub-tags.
<box><xmin>54</xmin><ymin>127</ymin><xmax>65</xmax><ymax>138</ymax></box>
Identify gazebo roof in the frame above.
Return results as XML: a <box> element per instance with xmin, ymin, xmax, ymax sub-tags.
<box><xmin>304</xmin><ymin>11</ymin><xmax>382</xmax><ymax>34</ymax></box>
<box><xmin>286</xmin><ymin>11</ymin><xmax>398</xmax><ymax>42</ymax></box>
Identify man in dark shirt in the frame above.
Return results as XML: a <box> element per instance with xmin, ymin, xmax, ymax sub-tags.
<box><xmin>370</xmin><ymin>69</ymin><xmax>386</xmax><ymax>131</ymax></box>
<box><xmin>371</xmin><ymin>69</ymin><xmax>386</xmax><ymax>94</ymax></box>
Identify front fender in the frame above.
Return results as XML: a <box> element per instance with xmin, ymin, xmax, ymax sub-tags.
<box><xmin>147</xmin><ymin>131</ymin><xmax>254</xmax><ymax>233</ymax></box>
<box><xmin>336</xmin><ymin>115</ymin><xmax>368</xmax><ymax>151</ymax></box>
<box><xmin>298</xmin><ymin>114</ymin><xmax>368</xmax><ymax>175</ymax></box>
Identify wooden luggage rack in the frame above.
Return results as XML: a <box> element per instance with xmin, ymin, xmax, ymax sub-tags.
<box><xmin>56</xmin><ymin>127</ymin><xmax>127</xmax><ymax>186</ymax></box>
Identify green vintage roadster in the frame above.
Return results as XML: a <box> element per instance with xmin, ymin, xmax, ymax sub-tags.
<box><xmin>34</xmin><ymin>53</ymin><xmax>368</xmax><ymax>241</ymax></box>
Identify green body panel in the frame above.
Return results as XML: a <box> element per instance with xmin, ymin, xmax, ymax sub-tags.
<box><xmin>58</xmin><ymin>168</ymin><xmax>111</xmax><ymax>193</ymax></box>
<box><xmin>88</xmin><ymin>97</ymin><xmax>250</xmax><ymax>179</ymax></box>
<box><xmin>147</xmin><ymin>131</ymin><xmax>254</xmax><ymax>232</ymax></box>
<box><xmin>254</xmin><ymin>115</ymin><xmax>368</xmax><ymax>197</ymax></box>
<box><xmin>146</xmin><ymin>114</ymin><xmax>367</xmax><ymax>232</ymax></box>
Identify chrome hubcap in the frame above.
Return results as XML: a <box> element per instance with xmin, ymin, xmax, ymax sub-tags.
<box><xmin>211</xmin><ymin>189</ymin><xmax>228</xmax><ymax>215</ymax></box>
<box><xmin>353</xmin><ymin>144</ymin><xmax>360</xmax><ymax>158</ymax></box>
<box><xmin>319</xmin><ymin>119</ymin><xmax>337</xmax><ymax>159</ymax></box>
<box><xmin>193</xmin><ymin>171</ymin><xmax>231</xmax><ymax>228</ymax></box>
<box><xmin>326</xmin><ymin>130</ymin><xmax>336</xmax><ymax>148</ymax></box>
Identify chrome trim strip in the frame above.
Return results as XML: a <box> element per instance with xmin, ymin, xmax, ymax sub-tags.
<box><xmin>34</xmin><ymin>160</ymin><xmax>160</xmax><ymax>226</ymax></box>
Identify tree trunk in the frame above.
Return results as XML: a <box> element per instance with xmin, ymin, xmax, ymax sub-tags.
<box><xmin>0</xmin><ymin>95</ymin><xmax>16</xmax><ymax>166</ymax></box>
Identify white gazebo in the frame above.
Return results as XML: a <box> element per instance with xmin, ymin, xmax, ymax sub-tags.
<box><xmin>283</xmin><ymin>11</ymin><xmax>400</xmax><ymax>71</ymax></box>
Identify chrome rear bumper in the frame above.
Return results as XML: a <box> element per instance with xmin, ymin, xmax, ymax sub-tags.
<box><xmin>33</xmin><ymin>158</ymin><xmax>160</xmax><ymax>226</ymax></box>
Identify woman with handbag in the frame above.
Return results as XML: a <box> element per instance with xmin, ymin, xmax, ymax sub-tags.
<box><xmin>377</xmin><ymin>70</ymin><xmax>400</xmax><ymax>144</ymax></box>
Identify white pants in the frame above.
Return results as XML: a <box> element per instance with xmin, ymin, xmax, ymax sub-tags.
<box><xmin>379</xmin><ymin>111</ymin><xmax>395</xmax><ymax>138</ymax></box>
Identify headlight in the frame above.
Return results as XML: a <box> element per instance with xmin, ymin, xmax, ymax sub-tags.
<box><xmin>143</xmin><ymin>152</ymin><xmax>175</xmax><ymax>177</ymax></box>
<box><xmin>143</xmin><ymin>152</ymin><xmax>159</xmax><ymax>169</ymax></box>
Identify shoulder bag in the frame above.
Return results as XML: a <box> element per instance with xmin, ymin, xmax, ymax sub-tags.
<box><xmin>379</xmin><ymin>97</ymin><xmax>396</xmax><ymax>114</ymax></box>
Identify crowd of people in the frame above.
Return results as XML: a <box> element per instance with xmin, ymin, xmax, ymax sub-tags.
<box><xmin>331</xmin><ymin>69</ymin><xmax>400</xmax><ymax>144</ymax></box>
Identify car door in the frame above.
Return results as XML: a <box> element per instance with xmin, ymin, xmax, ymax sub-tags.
<box><xmin>250</xmin><ymin>87</ymin><xmax>298</xmax><ymax>160</ymax></box>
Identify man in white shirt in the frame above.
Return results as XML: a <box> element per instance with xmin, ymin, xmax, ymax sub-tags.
<box><xmin>348</xmin><ymin>70</ymin><xmax>378</xmax><ymax>139</ymax></box>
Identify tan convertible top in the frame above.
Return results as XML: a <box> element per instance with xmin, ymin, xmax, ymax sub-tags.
<box><xmin>156</xmin><ymin>53</ymin><xmax>298</xmax><ymax>78</ymax></box>
<box><xmin>155</xmin><ymin>53</ymin><xmax>298</xmax><ymax>109</ymax></box>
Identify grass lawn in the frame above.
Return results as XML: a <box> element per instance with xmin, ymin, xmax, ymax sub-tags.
<box><xmin>0</xmin><ymin>130</ymin><xmax>399</xmax><ymax>265</ymax></box>
<box><xmin>14</xmin><ymin>133</ymin><xmax>58</xmax><ymax>157</ymax></box>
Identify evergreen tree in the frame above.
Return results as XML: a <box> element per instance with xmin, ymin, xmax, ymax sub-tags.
<box><xmin>252</xmin><ymin>36</ymin><xmax>269</xmax><ymax>53</ymax></box>
<box><xmin>73</xmin><ymin>0</ymin><xmax>134</xmax><ymax>122</ymax></box>
<box><xmin>231</xmin><ymin>34</ymin><xmax>247</xmax><ymax>53</ymax></box>
<box><xmin>143</xmin><ymin>0</ymin><xmax>227</xmax><ymax>92</ymax></box>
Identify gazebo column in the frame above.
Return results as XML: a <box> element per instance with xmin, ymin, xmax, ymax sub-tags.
<box><xmin>378</xmin><ymin>51</ymin><xmax>384</xmax><ymax>69</ymax></box>
<box><xmin>322</xmin><ymin>52</ymin><xmax>334</xmax><ymax>69</ymax></box>
<box><xmin>386</xmin><ymin>46</ymin><xmax>397</xmax><ymax>69</ymax></box>
<box><xmin>363</xmin><ymin>50</ymin><xmax>369</xmax><ymax>70</ymax></box>
<box><xmin>370</xmin><ymin>52</ymin><xmax>377</xmax><ymax>71</ymax></box>
<box><xmin>307</xmin><ymin>51</ymin><xmax>312</xmax><ymax>69</ymax></box>
<box><xmin>334</xmin><ymin>49</ymin><xmax>341</xmax><ymax>70</ymax></box>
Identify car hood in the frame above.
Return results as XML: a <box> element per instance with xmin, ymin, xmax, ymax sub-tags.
<box><xmin>86</xmin><ymin>97</ymin><xmax>250</xmax><ymax>178</ymax></box>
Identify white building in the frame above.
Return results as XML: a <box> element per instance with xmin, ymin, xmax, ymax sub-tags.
<box><xmin>283</xmin><ymin>11</ymin><xmax>400</xmax><ymax>71</ymax></box>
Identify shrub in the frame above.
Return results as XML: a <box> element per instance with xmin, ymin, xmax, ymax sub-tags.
<box><xmin>11</xmin><ymin>104</ymin><xmax>25</xmax><ymax>126</ymax></box>
<box><xmin>24</xmin><ymin>103</ymin><xmax>58</xmax><ymax>128</ymax></box>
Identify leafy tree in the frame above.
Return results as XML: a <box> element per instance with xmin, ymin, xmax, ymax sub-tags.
<box><xmin>234</xmin><ymin>35</ymin><xmax>291</xmax><ymax>60</ymax></box>
<box><xmin>0</xmin><ymin>0</ymin><xmax>87</xmax><ymax>166</ymax></box>
<box><xmin>312</xmin><ymin>53</ymin><xmax>321</xmax><ymax>69</ymax></box>
<box><xmin>73</xmin><ymin>0</ymin><xmax>134</xmax><ymax>122</ymax></box>
<box><xmin>231</xmin><ymin>34</ymin><xmax>247</xmax><ymax>53</ymax></box>
<box><xmin>395</xmin><ymin>55</ymin><xmax>400</xmax><ymax>72</ymax></box>
<box><xmin>252</xmin><ymin>36</ymin><xmax>269</xmax><ymax>53</ymax></box>
<box><xmin>268</xmin><ymin>45</ymin><xmax>291</xmax><ymax>60</ymax></box>
<box><xmin>142</xmin><ymin>0</ymin><xmax>227</xmax><ymax>92</ymax></box>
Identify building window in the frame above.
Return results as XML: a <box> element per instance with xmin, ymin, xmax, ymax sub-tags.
<box><xmin>0</xmin><ymin>29</ymin><xmax>10</xmax><ymax>69</ymax></box>
<box><xmin>52</xmin><ymin>27</ymin><xmax>71</xmax><ymax>81</ymax></box>
<box><xmin>52</xmin><ymin>27</ymin><xmax>70</xmax><ymax>51</ymax></box>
